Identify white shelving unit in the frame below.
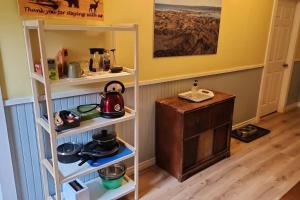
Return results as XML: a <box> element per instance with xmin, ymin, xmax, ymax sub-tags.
<box><xmin>23</xmin><ymin>20</ymin><xmax>139</xmax><ymax>200</ymax></box>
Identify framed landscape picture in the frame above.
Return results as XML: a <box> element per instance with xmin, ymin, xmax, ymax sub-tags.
<box><xmin>154</xmin><ymin>0</ymin><xmax>222</xmax><ymax>57</ymax></box>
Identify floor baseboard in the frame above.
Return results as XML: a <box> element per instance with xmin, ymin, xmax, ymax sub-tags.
<box><xmin>232</xmin><ymin>118</ymin><xmax>257</xmax><ymax>130</ymax></box>
<box><xmin>285</xmin><ymin>102</ymin><xmax>300</xmax><ymax>112</ymax></box>
<box><xmin>126</xmin><ymin>157</ymin><xmax>156</xmax><ymax>176</ymax></box>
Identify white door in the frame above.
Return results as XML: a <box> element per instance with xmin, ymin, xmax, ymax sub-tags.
<box><xmin>260</xmin><ymin>0</ymin><xmax>297</xmax><ymax>116</ymax></box>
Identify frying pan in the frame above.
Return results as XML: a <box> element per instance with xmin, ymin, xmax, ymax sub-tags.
<box><xmin>78</xmin><ymin>141</ymin><xmax>120</xmax><ymax>166</ymax></box>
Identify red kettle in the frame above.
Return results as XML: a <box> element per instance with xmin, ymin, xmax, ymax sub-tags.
<box><xmin>100</xmin><ymin>81</ymin><xmax>125</xmax><ymax>118</ymax></box>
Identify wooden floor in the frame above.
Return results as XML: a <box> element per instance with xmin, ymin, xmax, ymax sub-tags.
<box><xmin>126</xmin><ymin>109</ymin><xmax>300</xmax><ymax>200</ymax></box>
<box><xmin>281</xmin><ymin>181</ymin><xmax>300</xmax><ymax>200</ymax></box>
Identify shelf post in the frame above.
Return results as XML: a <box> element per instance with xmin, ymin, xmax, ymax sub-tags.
<box><xmin>37</xmin><ymin>20</ymin><xmax>62</xmax><ymax>200</ymax></box>
<box><xmin>133</xmin><ymin>24</ymin><xmax>139</xmax><ymax>200</ymax></box>
<box><xmin>23</xmin><ymin>24</ymin><xmax>50</xmax><ymax>200</ymax></box>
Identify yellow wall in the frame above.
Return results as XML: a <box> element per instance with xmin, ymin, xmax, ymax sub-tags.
<box><xmin>0</xmin><ymin>0</ymin><xmax>274</xmax><ymax>99</ymax></box>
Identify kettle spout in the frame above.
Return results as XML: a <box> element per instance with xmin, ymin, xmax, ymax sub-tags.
<box><xmin>100</xmin><ymin>92</ymin><xmax>106</xmax><ymax>99</ymax></box>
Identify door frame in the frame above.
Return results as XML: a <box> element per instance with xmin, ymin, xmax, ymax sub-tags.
<box><xmin>0</xmin><ymin>87</ymin><xmax>18</xmax><ymax>200</ymax></box>
<box><xmin>256</xmin><ymin>0</ymin><xmax>300</xmax><ymax>121</ymax></box>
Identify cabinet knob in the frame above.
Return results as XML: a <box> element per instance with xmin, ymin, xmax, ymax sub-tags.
<box><xmin>282</xmin><ymin>63</ymin><xmax>289</xmax><ymax>68</ymax></box>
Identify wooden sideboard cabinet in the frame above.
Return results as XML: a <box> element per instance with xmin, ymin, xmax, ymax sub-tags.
<box><xmin>155</xmin><ymin>91</ymin><xmax>235</xmax><ymax>182</ymax></box>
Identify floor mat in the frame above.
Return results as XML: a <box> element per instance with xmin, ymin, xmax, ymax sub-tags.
<box><xmin>231</xmin><ymin>124</ymin><xmax>270</xmax><ymax>143</ymax></box>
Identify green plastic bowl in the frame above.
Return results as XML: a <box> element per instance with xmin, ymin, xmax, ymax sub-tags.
<box><xmin>101</xmin><ymin>177</ymin><xmax>123</xmax><ymax>189</ymax></box>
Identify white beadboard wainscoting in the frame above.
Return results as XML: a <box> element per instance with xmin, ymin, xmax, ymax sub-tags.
<box><xmin>4</xmin><ymin>66</ymin><xmax>263</xmax><ymax>200</ymax></box>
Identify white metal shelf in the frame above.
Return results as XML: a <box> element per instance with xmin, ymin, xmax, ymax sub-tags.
<box><xmin>38</xmin><ymin>107</ymin><xmax>135</xmax><ymax>138</ymax></box>
<box><xmin>85</xmin><ymin>176</ymin><xmax>135</xmax><ymax>200</ymax></box>
<box><xmin>43</xmin><ymin>138</ymin><xmax>135</xmax><ymax>183</ymax></box>
<box><xmin>31</xmin><ymin>73</ymin><xmax>45</xmax><ymax>84</ymax></box>
<box><xmin>23</xmin><ymin>20</ymin><xmax>138</xmax><ymax>31</ymax></box>
<box><xmin>31</xmin><ymin>68</ymin><xmax>135</xmax><ymax>87</ymax></box>
<box><xmin>50</xmin><ymin>67</ymin><xmax>135</xmax><ymax>87</ymax></box>
<box><xmin>49</xmin><ymin>176</ymin><xmax>135</xmax><ymax>200</ymax></box>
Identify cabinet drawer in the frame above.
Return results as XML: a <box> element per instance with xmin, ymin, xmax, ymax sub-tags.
<box><xmin>184</xmin><ymin>108</ymin><xmax>210</xmax><ymax>138</ymax></box>
<box><xmin>211</xmin><ymin>100</ymin><xmax>234</xmax><ymax>127</ymax></box>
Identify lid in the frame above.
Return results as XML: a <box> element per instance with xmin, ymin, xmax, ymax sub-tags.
<box><xmin>98</xmin><ymin>162</ymin><xmax>126</xmax><ymax>180</ymax></box>
<box><xmin>47</xmin><ymin>59</ymin><xmax>55</xmax><ymax>64</ymax></box>
<box><xmin>92</xmin><ymin>130</ymin><xmax>116</xmax><ymax>142</ymax></box>
<box><xmin>80</xmin><ymin>141</ymin><xmax>120</xmax><ymax>157</ymax></box>
<box><xmin>89</xmin><ymin>48</ymin><xmax>105</xmax><ymax>54</ymax></box>
<box><xmin>57</xmin><ymin>142</ymin><xmax>82</xmax><ymax>156</ymax></box>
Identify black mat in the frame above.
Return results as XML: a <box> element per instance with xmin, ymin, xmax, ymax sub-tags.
<box><xmin>231</xmin><ymin>124</ymin><xmax>271</xmax><ymax>143</ymax></box>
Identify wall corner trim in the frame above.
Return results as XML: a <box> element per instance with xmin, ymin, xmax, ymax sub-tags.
<box><xmin>4</xmin><ymin>64</ymin><xmax>263</xmax><ymax>107</ymax></box>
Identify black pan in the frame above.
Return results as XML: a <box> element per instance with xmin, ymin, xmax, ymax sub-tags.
<box><xmin>78</xmin><ymin>141</ymin><xmax>120</xmax><ymax>166</ymax></box>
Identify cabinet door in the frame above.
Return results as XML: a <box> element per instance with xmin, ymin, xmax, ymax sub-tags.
<box><xmin>183</xmin><ymin>130</ymin><xmax>214</xmax><ymax>170</ymax></box>
<box><xmin>213</xmin><ymin>124</ymin><xmax>231</xmax><ymax>154</ymax></box>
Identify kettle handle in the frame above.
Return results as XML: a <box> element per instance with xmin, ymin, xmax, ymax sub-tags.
<box><xmin>104</xmin><ymin>81</ymin><xmax>125</xmax><ymax>94</ymax></box>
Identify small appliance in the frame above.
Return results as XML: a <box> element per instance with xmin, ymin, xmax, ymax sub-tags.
<box><xmin>88</xmin><ymin>48</ymin><xmax>105</xmax><ymax>72</ymax></box>
<box><xmin>100</xmin><ymin>81</ymin><xmax>125</xmax><ymax>118</ymax></box>
<box><xmin>63</xmin><ymin>179</ymin><xmax>90</xmax><ymax>200</ymax></box>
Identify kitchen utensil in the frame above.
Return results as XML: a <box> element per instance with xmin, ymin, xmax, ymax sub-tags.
<box><xmin>110</xmin><ymin>66</ymin><xmax>123</xmax><ymax>73</ymax></box>
<box><xmin>78</xmin><ymin>141</ymin><xmax>120</xmax><ymax>166</ymax></box>
<box><xmin>52</xmin><ymin>110</ymin><xmax>80</xmax><ymax>132</ymax></box>
<box><xmin>63</xmin><ymin>179</ymin><xmax>90</xmax><ymax>200</ymax></box>
<box><xmin>110</xmin><ymin>49</ymin><xmax>116</xmax><ymax>66</ymax></box>
<box><xmin>102</xmin><ymin>50</ymin><xmax>111</xmax><ymax>71</ymax></box>
<box><xmin>69</xmin><ymin>105</ymin><xmax>101</xmax><ymax>121</ymax></box>
<box><xmin>76</xmin><ymin>81</ymin><xmax>126</xmax><ymax>118</ymax></box>
<box><xmin>89</xmin><ymin>48</ymin><xmax>105</xmax><ymax>72</ymax></box>
<box><xmin>57</xmin><ymin>142</ymin><xmax>82</xmax><ymax>164</ymax></box>
<box><xmin>109</xmin><ymin>49</ymin><xmax>123</xmax><ymax>73</ymax></box>
<box><xmin>68</xmin><ymin>62</ymin><xmax>82</xmax><ymax>78</ymax></box>
<box><xmin>92</xmin><ymin>130</ymin><xmax>117</xmax><ymax>150</ymax></box>
<box><xmin>98</xmin><ymin>162</ymin><xmax>126</xmax><ymax>189</ymax></box>
<box><xmin>100</xmin><ymin>81</ymin><xmax>126</xmax><ymax>118</ymax></box>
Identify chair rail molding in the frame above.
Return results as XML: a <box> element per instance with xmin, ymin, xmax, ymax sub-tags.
<box><xmin>4</xmin><ymin>63</ymin><xmax>263</xmax><ymax>107</ymax></box>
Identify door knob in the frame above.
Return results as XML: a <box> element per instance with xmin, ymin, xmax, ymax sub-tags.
<box><xmin>283</xmin><ymin>63</ymin><xmax>289</xmax><ymax>68</ymax></box>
